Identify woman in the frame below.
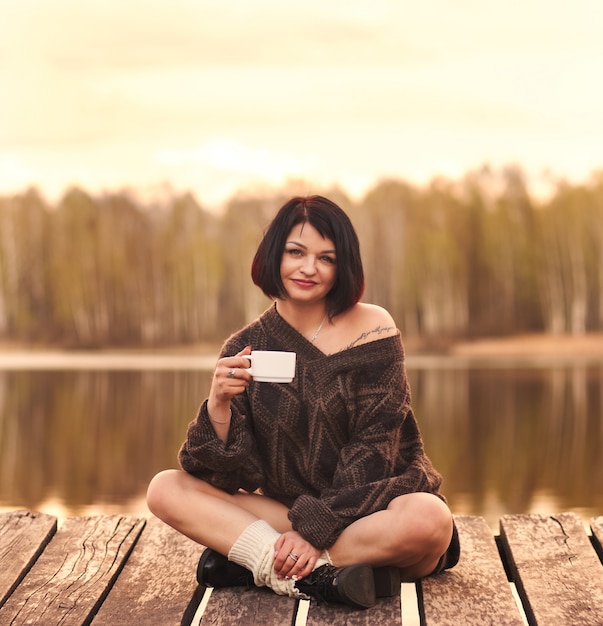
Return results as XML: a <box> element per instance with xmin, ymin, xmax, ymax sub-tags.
<box><xmin>147</xmin><ymin>195</ymin><xmax>459</xmax><ymax>609</ymax></box>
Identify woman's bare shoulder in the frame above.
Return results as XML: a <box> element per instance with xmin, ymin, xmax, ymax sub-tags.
<box><xmin>339</xmin><ymin>303</ymin><xmax>399</xmax><ymax>350</ymax></box>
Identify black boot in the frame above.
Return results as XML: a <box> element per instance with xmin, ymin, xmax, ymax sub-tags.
<box><xmin>295</xmin><ymin>563</ymin><xmax>376</xmax><ymax>609</ymax></box>
<box><xmin>196</xmin><ymin>548</ymin><xmax>255</xmax><ymax>588</ymax></box>
<box><xmin>373</xmin><ymin>566</ymin><xmax>401</xmax><ymax>597</ymax></box>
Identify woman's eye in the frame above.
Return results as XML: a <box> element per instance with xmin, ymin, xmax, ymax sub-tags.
<box><xmin>321</xmin><ymin>256</ymin><xmax>336</xmax><ymax>264</ymax></box>
<box><xmin>287</xmin><ymin>248</ymin><xmax>302</xmax><ymax>256</ymax></box>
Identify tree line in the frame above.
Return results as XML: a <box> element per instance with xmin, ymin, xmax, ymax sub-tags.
<box><xmin>1</xmin><ymin>165</ymin><xmax>602</xmax><ymax>348</ymax></box>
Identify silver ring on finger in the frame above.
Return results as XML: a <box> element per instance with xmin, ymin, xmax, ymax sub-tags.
<box><xmin>288</xmin><ymin>552</ymin><xmax>299</xmax><ymax>562</ymax></box>
<box><xmin>227</xmin><ymin>368</ymin><xmax>236</xmax><ymax>378</ymax></box>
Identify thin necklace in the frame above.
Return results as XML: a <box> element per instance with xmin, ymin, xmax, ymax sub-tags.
<box><xmin>310</xmin><ymin>313</ymin><xmax>327</xmax><ymax>342</ymax></box>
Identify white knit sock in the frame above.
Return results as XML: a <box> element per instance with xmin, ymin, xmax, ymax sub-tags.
<box><xmin>227</xmin><ymin>519</ymin><xmax>332</xmax><ymax>598</ymax></box>
<box><xmin>228</xmin><ymin>520</ymin><xmax>297</xmax><ymax>596</ymax></box>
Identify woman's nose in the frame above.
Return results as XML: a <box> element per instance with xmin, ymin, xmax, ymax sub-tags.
<box><xmin>300</xmin><ymin>256</ymin><xmax>317</xmax><ymax>273</ymax></box>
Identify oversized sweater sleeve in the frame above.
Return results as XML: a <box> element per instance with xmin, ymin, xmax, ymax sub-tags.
<box><xmin>177</xmin><ymin>398</ymin><xmax>265</xmax><ymax>493</ymax></box>
<box><xmin>177</xmin><ymin>336</ymin><xmax>265</xmax><ymax>494</ymax></box>
<box><xmin>287</xmin><ymin>342</ymin><xmax>442</xmax><ymax>549</ymax></box>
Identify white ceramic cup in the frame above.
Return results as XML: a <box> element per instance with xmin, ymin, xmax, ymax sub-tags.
<box><xmin>245</xmin><ymin>350</ymin><xmax>296</xmax><ymax>383</ymax></box>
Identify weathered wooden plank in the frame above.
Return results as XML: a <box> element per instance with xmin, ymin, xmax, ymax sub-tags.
<box><xmin>201</xmin><ymin>586</ymin><xmax>297</xmax><ymax>625</ymax></box>
<box><xmin>305</xmin><ymin>594</ymin><xmax>401</xmax><ymax>626</ymax></box>
<box><xmin>92</xmin><ymin>516</ymin><xmax>204</xmax><ymax>626</ymax></box>
<box><xmin>418</xmin><ymin>516</ymin><xmax>523</xmax><ymax>626</ymax></box>
<box><xmin>590</xmin><ymin>516</ymin><xmax>603</xmax><ymax>563</ymax></box>
<box><xmin>0</xmin><ymin>509</ymin><xmax>57</xmax><ymax>608</ymax></box>
<box><xmin>0</xmin><ymin>515</ymin><xmax>145</xmax><ymax>626</ymax></box>
<box><xmin>500</xmin><ymin>512</ymin><xmax>603</xmax><ymax>626</ymax></box>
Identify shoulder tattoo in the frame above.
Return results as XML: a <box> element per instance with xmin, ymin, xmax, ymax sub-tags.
<box><xmin>346</xmin><ymin>325</ymin><xmax>396</xmax><ymax>350</ymax></box>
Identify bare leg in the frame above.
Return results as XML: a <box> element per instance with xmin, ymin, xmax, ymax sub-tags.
<box><xmin>146</xmin><ymin>469</ymin><xmax>292</xmax><ymax>554</ymax></box>
<box><xmin>148</xmin><ymin>471</ymin><xmax>452</xmax><ymax>582</ymax></box>
<box><xmin>147</xmin><ymin>469</ymin><xmax>322</xmax><ymax>598</ymax></box>
<box><xmin>327</xmin><ymin>492</ymin><xmax>453</xmax><ymax>581</ymax></box>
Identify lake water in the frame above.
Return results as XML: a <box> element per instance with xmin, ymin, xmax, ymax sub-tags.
<box><xmin>1</xmin><ymin>356</ymin><xmax>601</xmax><ymax>531</ymax></box>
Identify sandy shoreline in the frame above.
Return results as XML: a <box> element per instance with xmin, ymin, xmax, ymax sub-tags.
<box><xmin>449</xmin><ymin>332</ymin><xmax>603</xmax><ymax>357</ymax></box>
<box><xmin>0</xmin><ymin>333</ymin><xmax>602</xmax><ymax>369</ymax></box>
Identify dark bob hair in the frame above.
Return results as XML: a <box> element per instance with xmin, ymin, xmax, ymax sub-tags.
<box><xmin>251</xmin><ymin>195</ymin><xmax>365</xmax><ymax>318</ymax></box>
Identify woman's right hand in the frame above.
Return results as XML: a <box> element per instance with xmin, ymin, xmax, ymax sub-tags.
<box><xmin>208</xmin><ymin>346</ymin><xmax>253</xmax><ymax>412</ymax></box>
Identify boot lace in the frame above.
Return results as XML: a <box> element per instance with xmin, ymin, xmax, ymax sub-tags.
<box><xmin>296</xmin><ymin>564</ymin><xmax>338</xmax><ymax>605</ymax></box>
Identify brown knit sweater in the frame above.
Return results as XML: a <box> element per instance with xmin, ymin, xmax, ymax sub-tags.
<box><xmin>178</xmin><ymin>304</ymin><xmax>443</xmax><ymax>549</ymax></box>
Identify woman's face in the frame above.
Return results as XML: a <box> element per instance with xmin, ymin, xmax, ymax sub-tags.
<box><xmin>279</xmin><ymin>222</ymin><xmax>337</xmax><ymax>305</ymax></box>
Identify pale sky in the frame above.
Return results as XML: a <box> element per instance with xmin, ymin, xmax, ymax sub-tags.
<box><xmin>2</xmin><ymin>0</ymin><xmax>603</xmax><ymax>209</ymax></box>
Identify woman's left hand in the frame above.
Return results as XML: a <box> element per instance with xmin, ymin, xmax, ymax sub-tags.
<box><xmin>273</xmin><ymin>530</ymin><xmax>321</xmax><ymax>581</ymax></box>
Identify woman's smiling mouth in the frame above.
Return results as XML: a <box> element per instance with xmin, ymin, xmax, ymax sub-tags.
<box><xmin>292</xmin><ymin>279</ymin><xmax>317</xmax><ymax>288</ymax></box>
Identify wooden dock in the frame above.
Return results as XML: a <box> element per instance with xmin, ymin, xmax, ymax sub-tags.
<box><xmin>1</xmin><ymin>509</ymin><xmax>603</xmax><ymax>625</ymax></box>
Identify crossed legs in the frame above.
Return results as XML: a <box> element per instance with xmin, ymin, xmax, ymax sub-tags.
<box><xmin>146</xmin><ymin>469</ymin><xmax>453</xmax><ymax>582</ymax></box>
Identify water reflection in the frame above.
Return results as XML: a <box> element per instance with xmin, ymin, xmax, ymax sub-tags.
<box><xmin>0</xmin><ymin>365</ymin><xmax>601</xmax><ymax>528</ymax></box>
<box><xmin>0</xmin><ymin>369</ymin><xmax>212</xmax><ymax>517</ymax></box>
<box><xmin>409</xmin><ymin>366</ymin><xmax>603</xmax><ymax>527</ymax></box>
